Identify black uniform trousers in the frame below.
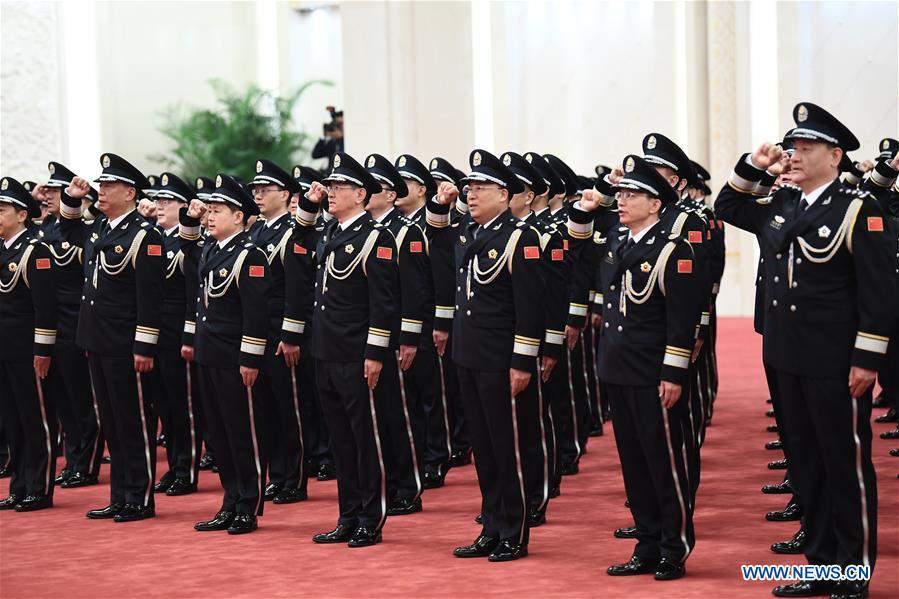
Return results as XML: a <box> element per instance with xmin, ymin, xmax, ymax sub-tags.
<box><xmin>457</xmin><ymin>365</ymin><xmax>530</xmax><ymax>545</ymax></box>
<box><xmin>0</xmin><ymin>360</ymin><xmax>57</xmax><ymax>498</ymax></box>
<box><xmin>196</xmin><ymin>364</ymin><xmax>266</xmax><ymax>516</ymax></box>
<box><xmin>404</xmin><ymin>348</ymin><xmax>450</xmax><ymax>476</ymax></box>
<box><xmin>153</xmin><ymin>350</ymin><xmax>202</xmax><ymax>485</ymax></box>
<box><xmin>682</xmin><ymin>365</ymin><xmax>704</xmax><ymax>503</ymax></box>
<box><xmin>773</xmin><ymin>370</ymin><xmax>877</xmax><ymax>570</ymax></box>
<box><xmin>441</xmin><ymin>338</ymin><xmax>469</xmax><ymax>455</ymax></box>
<box><xmin>49</xmin><ymin>339</ymin><xmax>102</xmax><ymax>477</ymax></box>
<box><xmin>607</xmin><ymin>383</ymin><xmax>695</xmax><ymax>563</ymax></box>
<box><xmin>315</xmin><ymin>359</ymin><xmax>387</xmax><ymax>530</ymax></box>
<box><xmin>378</xmin><ymin>352</ymin><xmax>421</xmax><ymax>502</ymax></box>
<box><xmin>570</xmin><ymin>335</ymin><xmax>591</xmax><ymax>452</ymax></box>
<box><xmin>545</xmin><ymin>347</ymin><xmax>580</xmax><ymax>473</ymax></box>
<box><xmin>765</xmin><ymin>363</ymin><xmax>802</xmax><ymax>509</ymax></box>
<box><xmin>582</xmin><ymin>326</ymin><xmax>602</xmax><ymax>432</ymax></box>
<box><xmin>258</xmin><ymin>348</ymin><xmax>306</xmax><ymax>492</ymax></box>
<box><xmin>300</xmin><ymin>355</ymin><xmax>332</xmax><ymax>469</ymax></box>
<box><xmin>87</xmin><ymin>353</ymin><xmax>156</xmax><ymax>507</ymax></box>
<box><xmin>519</xmin><ymin>364</ymin><xmax>554</xmax><ymax>515</ymax></box>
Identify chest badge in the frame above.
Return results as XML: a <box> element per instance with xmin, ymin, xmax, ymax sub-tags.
<box><xmin>90</xmin><ymin>233</ymin><xmax>99</xmax><ymax>242</ymax></box>
<box><xmin>818</xmin><ymin>225</ymin><xmax>831</xmax><ymax>238</ymax></box>
<box><xmin>218</xmin><ymin>268</ymin><xmax>228</xmax><ymax>277</ymax></box>
<box><xmin>166</xmin><ymin>250</ymin><xmax>174</xmax><ymax>259</ymax></box>
<box><xmin>640</xmin><ymin>261</ymin><xmax>651</xmax><ymax>273</ymax></box>
<box><xmin>266</xmin><ymin>243</ymin><xmax>275</xmax><ymax>252</ymax></box>
<box><xmin>61</xmin><ymin>241</ymin><xmax>70</xmax><ymax>249</ymax></box>
<box><xmin>459</xmin><ymin>236</ymin><xmax>467</xmax><ymax>245</ymax></box>
<box><xmin>488</xmin><ymin>248</ymin><xmax>498</xmax><ymax>259</ymax></box>
<box><xmin>114</xmin><ymin>244</ymin><xmax>123</xmax><ymax>254</ymax></box>
<box><xmin>771</xmin><ymin>215</ymin><xmax>785</xmax><ymax>230</ymax></box>
<box><xmin>345</xmin><ymin>243</ymin><xmax>354</xmax><ymax>254</ymax></box>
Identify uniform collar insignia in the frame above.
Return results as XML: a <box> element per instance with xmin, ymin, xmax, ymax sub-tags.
<box><xmin>822</xmin><ymin>197</ymin><xmax>831</xmax><ymax>205</ymax></box>
<box><xmin>646</xmin><ymin>236</ymin><xmax>655</xmax><ymax>245</ymax></box>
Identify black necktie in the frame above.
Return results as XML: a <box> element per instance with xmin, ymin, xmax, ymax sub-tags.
<box><xmin>469</xmin><ymin>223</ymin><xmax>480</xmax><ymax>240</ymax></box>
<box><xmin>798</xmin><ymin>197</ymin><xmax>809</xmax><ymax>212</ymax></box>
<box><xmin>617</xmin><ymin>238</ymin><xmax>635</xmax><ymax>261</ymax></box>
<box><xmin>101</xmin><ymin>221</ymin><xmax>111</xmax><ymax>238</ymax></box>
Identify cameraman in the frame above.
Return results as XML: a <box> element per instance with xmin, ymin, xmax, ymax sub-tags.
<box><xmin>311</xmin><ymin>106</ymin><xmax>344</xmax><ymax>170</ymax></box>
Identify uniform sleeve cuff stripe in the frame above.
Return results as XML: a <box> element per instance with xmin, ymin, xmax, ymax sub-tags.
<box><xmin>545</xmin><ymin>331</ymin><xmax>564</xmax><ymax>345</ymax></box>
<box><xmin>663</xmin><ymin>353</ymin><xmax>690</xmax><ymax>369</ymax></box>
<box><xmin>855</xmin><ymin>334</ymin><xmax>888</xmax><ymax>354</ymax></box>
<box><xmin>282</xmin><ymin>320</ymin><xmax>305</xmax><ymax>334</ymax></box>
<box><xmin>367</xmin><ymin>333</ymin><xmax>390</xmax><ymax>347</ymax></box>
<box><xmin>183</xmin><ymin>321</ymin><xmax>196</xmax><ymax>334</ymax></box>
<box><xmin>400</xmin><ymin>321</ymin><xmax>423</xmax><ymax>333</ymax></box>
<box><xmin>513</xmin><ymin>341</ymin><xmax>540</xmax><ymax>357</ymax></box>
<box><xmin>135</xmin><ymin>331</ymin><xmax>159</xmax><ymax>344</ymax></box>
<box><xmin>240</xmin><ymin>341</ymin><xmax>265</xmax><ymax>355</ymax></box>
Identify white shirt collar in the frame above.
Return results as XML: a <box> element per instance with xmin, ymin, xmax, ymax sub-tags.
<box><xmin>801</xmin><ymin>179</ymin><xmax>835</xmax><ymax>208</ymax></box>
<box><xmin>107</xmin><ymin>208</ymin><xmax>136</xmax><ymax>231</ymax></box>
<box><xmin>217</xmin><ymin>230</ymin><xmax>241</xmax><ymax>248</ymax></box>
<box><xmin>628</xmin><ymin>219</ymin><xmax>660</xmax><ymax>244</ymax></box>
<box><xmin>534</xmin><ymin>207</ymin><xmax>549</xmax><ymax>217</ymax></box>
<box><xmin>477</xmin><ymin>212</ymin><xmax>502</xmax><ymax>231</ymax></box>
<box><xmin>405</xmin><ymin>205</ymin><xmax>423</xmax><ymax>221</ymax></box>
<box><xmin>3</xmin><ymin>228</ymin><xmax>27</xmax><ymax>249</ymax></box>
<box><xmin>374</xmin><ymin>207</ymin><xmax>395</xmax><ymax>223</ymax></box>
<box><xmin>165</xmin><ymin>225</ymin><xmax>179</xmax><ymax>236</ymax></box>
<box><xmin>338</xmin><ymin>210</ymin><xmax>366</xmax><ymax>231</ymax></box>
<box><xmin>264</xmin><ymin>211</ymin><xmax>289</xmax><ymax>227</ymax></box>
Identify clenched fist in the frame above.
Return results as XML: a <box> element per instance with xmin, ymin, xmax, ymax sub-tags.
<box><xmin>435</xmin><ymin>181</ymin><xmax>459</xmax><ymax>206</ymax></box>
<box><xmin>750</xmin><ymin>143</ymin><xmax>783</xmax><ymax>171</ymax></box>
<box><xmin>66</xmin><ymin>176</ymin><xmax>91</xmax><ymax>200</ymax></box>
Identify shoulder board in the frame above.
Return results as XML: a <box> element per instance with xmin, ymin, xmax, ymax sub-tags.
<box><xmin>451</xmin><ymin>222</ymin><xmax>460</xmax><ymax>228</ymax></box>
<box><xmin>197</xmin><ymin>240</ymin><xmax>205</xmax><ymax>246</ymax></box>
<box><xmin>516</xmin><ymin>221</ymin><xmax>526</xmax><ymax>227</ymax></box>
<box><xmin>140</xmin><ymin>221</ymin><xmax>149</xmax><ymax>228</ymax></box>
<box><xmin>756</xmin><ymin>196</ymin><xmax>773</xmax><ymax>204</ymax></box>
<box><xmin>244</xmin><ymin>242</ymin><xmax>254</xmax><ymax>248</ymax></box>
<box><xmin>373</xmin><ymin>222</ymin><xmax>384</xmax><ymax>229</ymax></box>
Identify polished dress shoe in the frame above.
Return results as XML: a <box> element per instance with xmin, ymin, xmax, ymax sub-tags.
<box><xmin>762</xmin><ymin>479</ymin><xmax>793</xmax><ymax>494</ymax></box>
<box><xmin>86</xmin><ymin>503</ymin><xmax>123</xmax><ymax>519</ymax></box>
<box><xmin>263</xmin><ymin>482</ymin><xmax>282</xmax><ymax>501</ymax></box>
<box><xmin>771</xmin><ymin>528</ymin><xmax>807</xmax><ymax>554</ymax></box>
<box><xmin>830</xmin><ymin>580</ymin><xmax>868</xmax><ymax>599</ymax></box>
<box><xmin>767</xmin><ymin>424</ymin><xmax>780</xmax><ymax>433</ymax></box>
<box><xmin>614</xmin><ymin>526</ymin><xmax>638</xmax><ymax>539</ymax></box>
<box><xmin>198</xmin><ymin>453</ymin><xmax>215</xmax><ymax>470</ymax></box>
<box><xmin>607</xmin><ymin>555</ymin><xmax>659</xmax><ymax>576</ymax></box>
<box><xmin>54</xmin><ymin>469</ymin><xmax>72</xmax><ymax>485</ymax></box>
<box><xmin>766</xmin><ymin>409</ymin><xmax>776</xmax><ymax>418</ymax></box>
<box><xmin>0</xmin><ymin>494</ymin><xmax>23</xmax><ymax>510</ymax></box>
<box><xmin>166</xmin><ymin>479</ymin><xmax>197</xmax><ymax>496</ymax></box>
<box><xmin>488</xmin><ymin>540</ymin><xmax>528</xmax><ymax>562</ymax></box>
<box><xmin>768</xmin><ymin>458</ymin><xmax>788</xmax><ymax>470</ymax></box>
<box><xmin>195</xmin><ymin>510</ymin><xmax>235</xmax><ymax>531</ymax></box>
<box><xmin>422</xmin><ymin>470</ymin><xmax>445</xmax><ymax>489</ymax></box>
<box><xmin>387</xmin><ymin>497</ymin><xmax>422</xmax><ymax>516</ymax></box>
<box><xmin>102</xmin><ymin>455</ymin><xmax>111</xmax><ymax>463</ymax></box>
<box><xmin>14</xmin><ymin>494</ymin><xmax>53</xmax><ymax>512</ymax></box>
<box><xmin>227</xmin><ymin>514</ymin><xmax>258</xmax><ymax>535</ymax></box>
<box><xmin>890</xmin><ymin>447</ymin><xmax>899</xmax><ymax>457</ymax></box>
<box><xmin>0</xmin><ymin>463</ymin><xmax>10</xmax><ymax>478</ymax></box>
<box><xmin>157</xmin><ymin>434</ymin><xmax>166</xmax><ymax>448</ymax></box>
<box><xmin>114</xmin><ymin>504</ymin><xmax>155</xmax><ymax>522</ymax></box>
<box><xmin>880</xmin><ymin>427</ymin><xmax>899</xmax><ymax>440</ymax></box>
<box><xmin>527</xmin><ymin>507</ymin><xmax>545</xmax><ymax>527</ymax></box>
<box><xmin>313</xmin><ymin>523</ymin><xmax>356</xmax><ymax>543</ymax></box>
<box><xmin>559</xmin><ymin>462</ymin><xmax>579</xmax><ymax>476</ymax></box>
<box><xmin>771</xmin><ymin>580</ymin><xmax>837</xmax><ymax>597</ymax></box>
<box><xmin>454</xmin><ymin>534</ymin><xmax>499</xmax><ymax>557</ymax></box>
<box><xmin>766</xmin><ymin>502</ymin><xmax>803</xmax><ymax>522</ymax></box>
<box><xmin>474</xmin><ymin>513</ymin><xmax>483</xmax><ymax>524</ymax></box>
<box><xmin>548</xmin><ymin>484</ymin><xmax>560</xmax><ymax>498</ymax></box>
<box><xmin>61</xmin><ymin>472</ymin><xmax>99</xmax><ymax>488</ymax></box>
<box><xmin>449</xmin><ymin>449</ymin><xmax>472</xmax><ymax>467</ymax></box>
<box><xmin>766</xmin><ymin>440</ymin><xmax>784</xmax><ymax>451</ymax></box>
<box><xmin>347</xmin><ymin>526</ymin><xmax>381</xmax><ymax>547</ymax></box>
<box><xmin>154</xmin><ymin>478</ymin><xmax>173</xmax><ymax>493</ymax></box>
<box><xmin>273</xmin><ymin>487</ymin><xmax>307</xmax><ymax>504</ymax></box>
<box><xmin>875</xmin><ymin>407</ymin><xmax>898</xmax><ymax>423</ymax></box>
<box><xmin>654</xmin><ymin>557</ymin><xmax>685</xmax><ymax>580</ymax></box>
<box><xmin>315</xmin><ymin>463</ymin><xmax>336</xmax><ymax>481</ymax></box>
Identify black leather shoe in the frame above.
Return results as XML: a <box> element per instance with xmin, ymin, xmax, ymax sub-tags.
<box><xmin>315</xmin><ymin>463</ymin><xmax>336</xmax><ymax>481</ymax></box>
<box><xmin>766</xmin><ymin>397</ymin><xmax>773</xmax><ymax>404</ymax></box>
<box><xmin>875</xmin><ymin>407</ymin><xmax>898</xmax><ymax>423</ymax></box>
<box><xmin>347</xmin><ymin>526</ymin><xmax>381</xmax><ymax>547</ymax></box>
<box><xmin>771</xmin><ymin>528</ymin><xmax>807</xmax><ymax>554</ymax></box>
<box><xmin>765</xmin><ymin>440</ymin><xmax>783</xmax><ymax>451</ymax></box>
<box><xmin>227</xmin><ymin>514</ymin><xmax>258</xmax><ymax>535</ymax></box>
<box><xmin>474</xmin><ymin>513</ymin><xmax>483</xmax><ymax>524</ymax></box>
<box><xmin>624</xmin><ymin>499</ymin><xmax>630</xmax><ymax>508</ymax></box>
<box><xmin>273</xmin><ymin>487</ymin><xmax>307</xmax><ymax>504</ymax></box>
<box><xmin>762</xmin><ymin>479</ymin><xmax>793</xmax><ymax>494</ymax></box>
<box><xmin>488</xmin><ymin>540</ymin><xmax>528</xmax><ymax>562</ymax></box>
<box><xmin>194</xmin><ymin>510</ymin><xmax>235</xmax><ymax>531</ymax></box>
<box><xmin>830</xmin><ymin>580</ymin><xmax>868</xmax><ymax>599</ymax></box>
<box><xmin>654</xmin><ymin>557</ymin><xmax>686</xmax><ymax>580</ymax></box>
<box><xmin>86</xmin><ymin>503</ymin><xmax>123</xmax><ymax>519</ymax></box>
<box><xmin>771</xmin><ymin>580</ymin><xmax>837</xmax><ymax>597</ymax></box>
<box><xmin>607</xmin><ymin>555</ymin><xmax>659</xmax><ymax>576</ymax></box>
<box><xmin>588</xmin><ymin>424</ymin><xmax>604</xmax><ymax>437</ymax></box>
<box><xmin>113</xmin><ymin>504</ymin><xmax>155</xmax><ymax>522</ymax></box>
<box><xmin>199</xmin><ymin>453</ymin><xmax>215</xmax><ymax>470</ymax></box>
<box><xmin>154</xmin><ymin>478</ymin><xmax>173</xmax><ymax>493</ymax></box>
<box><xmin>559</xmin><ymin>462</ymin><xmax>579</xmax><ymax>476</ymax></box>
<box><xmin>54</xmin><ymin>469</ymin><xmax>72</xmax><ymax>485</ymax></box>
<box><xmin>14</xmin><ymin>494</ymin><xmax>53</xmax><ymax>512</ymax></box>
<box><xmin>449</xmin><ymin>449</ymin><xmax>472</xmax><ymax>467</ymax></box>
<box><xmin>527</xmin><ymin>507</ymin><xmax>546</xmax><ymax>527</ymax></box>
<box><xmin>614</xmin><ymin>526</ymin><xmax>638</xmax><ymax>539</ymax></box>
<box><xmin>454</xmin><ymin>535</ymin><xmax>499</xmax><ymax>558</ymax></box>
<box><xmin>0</xmin><ymin>463</ymin><xmax>10</xmax><ymax>478</ymax></box>
<box><xmin>313</xmin><ymin>523</ymin><xmax>356</xmax><ymax>543</ymax></box>
<box><xmin>548</xmin><ymin>484</ymin><xmax>560</xmax><ymax>499</ymax></box>
<box><xmin>422</xmin><ymin>470</ymin><xmax>445</xmax><ymax>489</ymax></box>
<box><xmin>890</xmin><ymin>447</ymin><xmax>899</xmax><ymax>457</ymax></box>
<box><xmin>768</xmin><ymin>458</ymin><xmax>788</xmax><ymax>470</ymax></box>
<box><xmin>166</xmin><ymin>479</ymin><xmax>198</xmax><ymax>496</ymax></box>
<box><xmin>61</xmin><ymin>472</ymin><xmax>98</xmax><ymax>488</ymax></box>
<box><xmin>766</xmin><ymin>502</ymin><xmax>802</xmax><ymax>522</ymax></box>
<box><xmin>102</xmin><ymin>455</ymin><xmax>111</xmax><ymax>463</ymax></box>
<box><xmin>263</xmin><ymin>482</ymin><xmax>282</xmax><ymax>502</ymax></box>
<box><xmin>766</xmin><ymin>409</ymin><xmax>776</xmax><ymax>418</ymax></box>
<box><xmin>872</xmin><ymin>392</ymin><xmax>888</xmax><ymax>408</ymax></box>
<box><xmin>387</xmin><ymin>497</ymin><xmax>422</xmax><ymax>516</ymax></box>
<box><xmin>880</xmin><ymin>427</ymin><xmax>899</xmax><ymax>440</ymax></box>
<box><xmin>157</xmin><ymin>434</ymin><xmax>166</xmax><ymax>448</ymax></box>
<box><xmin>0</xmin><ymin>494</ymin><xmax>23</xmax><ymax>510</ymax></box>
<box><xmin>767</xmin><ymin>424</ymin><xmax>780</xmax><ymax>433</ymax></box>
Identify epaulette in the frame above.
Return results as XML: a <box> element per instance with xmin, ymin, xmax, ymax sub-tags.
<box><xmin>451</xmin><ymin>222</ymin><xmax>460</xmax><ymax>228</ymax></box>
<box><xmin>516</xmin><ymin>221</ymin><xmax>526</xmax><ymax>227</ymax></box>
<box><xmin>756</xmin><ymin>196</ymin><xmax>773</xmax><ymax>205</ymax></box>
<box><xmin>197</xmin><ymin>240</ymin><xmax>205</xmax><ymax>246</ymax></box>
<box><xmin>140</xmin><ymin>221</ymin><xmax>149</xmax><ymax>228</ymax></box>
<box><xmin>373</xmin><ymin>222</ymin><xmax>384</xmax><ymax>229</ymax></box>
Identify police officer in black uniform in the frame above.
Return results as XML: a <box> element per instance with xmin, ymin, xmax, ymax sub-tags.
<box><xmin>60</xmin><ymin>154</ymin><xmax>164</xmax><ymax>523</ymax></box>
<box><xmin>295</xmin><ymin>152</ymin><xmax>398</xmax><ymax>548</ymax></box>
<box><xmin>0</xmin><ymin>177</ymin><xmax>58</xmax><ymax>512</ymax></box>
<box><xmin>247</xmin><ymin>159</ymin><xmax>309</xmax><ymax>505</ymax></box>
<box><xmin>428</xmin><ymin>149</ymin><xmax>544</xmax><ymax>562</ymax></box>
<box><xmin>183</xmin><ymin>174</ymin><xmax>270</xmax><ymax>534</ymax></box>
<box><xmin>716</xmin><ymin>102</ymin><xmax>898</xmax><ymax>599</ymax></box>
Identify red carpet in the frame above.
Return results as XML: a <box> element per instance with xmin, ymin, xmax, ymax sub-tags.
<box><xmin>1</xmin><ymin>317</ymin><xmax>896</xmax><ymax>597</ymax></box>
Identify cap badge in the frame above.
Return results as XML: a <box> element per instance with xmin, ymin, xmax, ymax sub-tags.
<box><xmin>797</xmin><ymin>105</ymin><xmax>808</xmax><ymax>122</ymax></box>
<box><xmin>102</xmin><ymin>155</ymin><xmax>111</xmax><ymax>168</ymax></box>
<box><xmin>883</xmin><ymin>140</ymin><xmax>890</xmax><ymax>150</ymax></box>
<box><xmin>502</xmin><ymin>155</ymin><xmax>511</xmax><ymax>166</ymax></box>
<box><xmin>256</xmin><ymin>160</ymin><xmax>263</xmax><ymax>173</ymax></box>
<box><xmin>148</xmin><ymin>176</ymin><xmax>156</xmax><ymax>186</ymax></box>
<box><xmin>49</xmin><ymin>163</ymin><xmax>56</xmax><ymax>174</ymax></box>
<box><xmin>488</xmin><ymin>248</ymin><xmax>498</xmax><ymax>259</ymax></box>
<box><xmin>640</xmin><ymin>261</ymin><xmax>651</xmax><ymax>273</ymax></box>
<box><xmin>525</xmin><ymin>154</ymin><xmax>533</xmax><ymax>163</ymax></box>
<box><xmin>345</xmin><ymin>243</ymin><xmax>354</xmax><ymax>254</ymax></box>
<box><xmin>196</xmin><ymin>178</ymin><xmax>204</xmax><ymax>188</ymax></box>
<box><xmin>219</xmin><ymin>268</ymin><xmax>228</xmax><ymax>277</ymax></box>
<box><xmin>818</xmin><ymin>225</ymin><xmax>831</xmax><ymax>238</ymax></box>
<box><xmin>398</xmin><ymin>156</ymin><xmax>407</xmax><ymax>167</ymax></box>
<box><xmin>161</xmin><ymin>174</ymin><xmax>169</xmax><ymax>186</ymax></box>
<box><xmin>333</xmin><ymin>155</ymin><xmax>341</xmax><ymax>168</ymax></box>
<box><xmin>114</xmin><ymin>244</ymin><xmax>123</xmax><ymax>254</ymax></box>
<box><xmin>293</xmin><ymin>167</ymin><xmax>301</xmax><ymax>178</ymax></box>
<box><xmin>215</xmin><ymin>175</ymin><xmax>223</xmax><ymax>188</ymax></box>
<box><xmin>430</xmin><ymin>159</ymin><xmax>438</xmax><ymax>170</ymax></box>
<box><xmin>625</xmin><ymin>157</ymin><xmax>635</xmax><ymax>172</ymax></box>
<box><xmin>0</xmin><ymin>179</ymin><xmax>7</xmax><ymax>191</ymax></box>
<box><xmin>367</xmin><ymin>156</ymin><xmax>375</xmax><ymax>168</ymax></box>
<box><xmin>473</xmin><ymin>152</ymin><xmax>482</xmax><ymax>167</ymax></box>
<box><xmin>647</xmin><ymin>135</ymin><xmax>657</xmax><ymax>150</ymax></box>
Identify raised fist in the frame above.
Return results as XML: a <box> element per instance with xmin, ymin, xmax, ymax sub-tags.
<box><xmin>66</xmin><ymin>176</ymin><xmax>91</xmax><ymax>199</ymax></box>
<box><xmin>137</xmin><ymin>198</ymin><xmax>156</xmax><ymax>218</ymax></box>
<box><xmin>579</xmin><ymin>188</ymin><xmax>604</xmax><ymax>212</ymax></box>
<box><xmin>607</xmin><ymin>166</ymin><xmax>624</xmax><ymax>186</ymax></box>
<box><xmin>187</xmin><ymin>199</ymin><xmax>208</xmax><ymax>219</ymax></box>
<box><xmin>436</xmin><ymin>181</ymin><xmax>459</xmax><ymax>206</ymax></box>
<box><xmin>750</xmin><ymin>143</ymin><xmax>783</xmax><ymax>171</ymax></box>
<box><xmin>306</xmin><ymin>181</ymin><xmax>327</xmax><ymax>204</ymax></box>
